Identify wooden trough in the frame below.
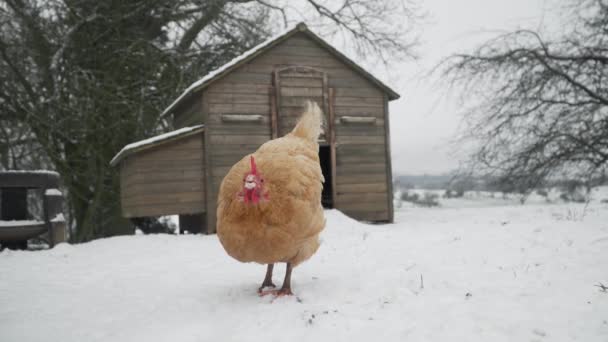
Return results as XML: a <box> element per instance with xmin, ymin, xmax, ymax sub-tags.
<box><xmin>0</xmin><ymin>171</ymin><xmax>67</xmax><ymax>249</ymax></box>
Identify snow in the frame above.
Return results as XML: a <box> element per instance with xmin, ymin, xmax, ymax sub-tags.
<box><xmin>109</xmin><ymin>125</ymin><xmax>204</xmax><ymax>165</ymax></box>
<box><xmin>0</xmin><ymin>220</ymin><xmax>43</xmax><ymax>227</ymax></box>
<box><xmin>44</xmin><ymin>188</ymin><xmax>62</xmax><ymax>196</ymax></box>
<box><xmin>2</xmin><ymin>199</ymin><xmax>608</xmax><ymax>341</ymax></box>
<box><xmin>160</xmin><ymin>23</ymin><xmax>302</xmax><ymax>117</ymax></box>
<box><xmin>1</xmin><ymin>169</ymin><xmax>59</xmax><ymax>176</ymax></box>
<box><xmin>50</xmin><ymin>213</ymin><xmax>65</xmax><ymax>223</ymax></box>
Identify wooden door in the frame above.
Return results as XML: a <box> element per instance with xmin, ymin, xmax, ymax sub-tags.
<box><xmin>270</xmin><ymin>66</ymin><xmax>336</xmax><ymax>207</ymax></box>
<box><xmin>271</xmin><ymin>66</ymin><xmax>329</xmax><ymax>140</ymax></box>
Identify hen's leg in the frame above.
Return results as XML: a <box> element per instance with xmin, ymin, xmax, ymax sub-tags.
<box><xmin>277</xmin><ymin>262</ymin><xmax>293</xmax><ymax>296</ymax></box>
<box><xmin>258</xmin><ymin>264</ymin><xmax>276</xmax><ymax>293</ymax></box>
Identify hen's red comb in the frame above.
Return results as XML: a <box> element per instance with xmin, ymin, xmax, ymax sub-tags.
<box><xmin>250</xmin><ymin>156</ymin><xmax>257</xmax><ymax>175</ymax></box>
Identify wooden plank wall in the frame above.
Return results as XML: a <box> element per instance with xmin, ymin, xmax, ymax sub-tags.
<box><xmin>204</xmin><ymin>32</ymin><xmax>391</xmax><ymax>229</ymax></box>
<box><xmin>120</xmin><ymin>133</ymin><xmax>206</xmax><ymax>218</ymax></box>
<box><xmin>173</xmin><ymin>95</ymin><xmax>203</xmax><ymax>129</ymax></box>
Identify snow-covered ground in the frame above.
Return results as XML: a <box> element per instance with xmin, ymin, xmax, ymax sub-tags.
<box><xmin>2</xmin><ymin>195</ymin><xmax>608</xmax><ymax>341</ymax></box>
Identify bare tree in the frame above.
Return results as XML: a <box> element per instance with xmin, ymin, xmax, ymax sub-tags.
<box><xmin>440</xmin><ymin>0</ymin><xmax>608</xmax><ymax>189</ymax></box>
<box><xmin>1</xmin><ymin>0</ymin><xmax>420</xmax><ymax>241</ymax></box>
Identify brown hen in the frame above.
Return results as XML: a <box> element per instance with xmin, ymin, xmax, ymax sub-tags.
<box><xmin>216</xmin><ymin>101</ymin><xmax>326</xmax><ymax>296</ymax></box>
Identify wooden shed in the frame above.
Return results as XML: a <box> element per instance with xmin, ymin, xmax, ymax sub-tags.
<box><xmin>110</xmin><ymin>22</ymin><xmax>400</xmax><ymax>234</ymax></box>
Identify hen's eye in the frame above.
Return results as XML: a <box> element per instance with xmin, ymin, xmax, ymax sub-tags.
<box><xmin>261</xmin><ymin>179</ymin><xmax>264</xmax><ymax>183</ymax></box>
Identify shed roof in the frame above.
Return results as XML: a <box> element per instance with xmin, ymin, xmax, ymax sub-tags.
<box><xmin>161</xmin><ymin>22</ymin><xmax>400</xmax><ymax>117</ymax></box>
<box><xmin>110</xmin><ymin>125</ymin><xmax>204</xmax><ymax>166</ymax></box>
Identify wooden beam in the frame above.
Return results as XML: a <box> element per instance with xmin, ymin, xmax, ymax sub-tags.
<box><xmin>270</xmin><ymin>85</ymin><xmax>278</xmax><ymax>139</ymax></box>
<box><xmin>383</xmin><ymin>94</ymin><xmax>394</xmax><ymax>223</ymax></box>
<box><xmin>221</xmin><ymin>114</ymin><xmax>263</xmax><ymax>123</ymax></box>
<box><xmin>202</xmin><ymin>92</ymin><xmax>214</xmax><ymax>234</ymax></box>
<box><xmin>272</xmin><ymin>72</ymin><xmax>281</xmax><ymax>139</ymax></box>
<box><xmin>340</xmin><ymin>116</ymin><xmax>377</xmax><ymax>124</ymax></box>
<box><xmin>328</xmin><ymin>87</ymin><xmax>337</xmax><ymax>209</ymax></box>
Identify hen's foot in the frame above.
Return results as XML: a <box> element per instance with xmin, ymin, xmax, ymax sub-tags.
<box><xmin>257</xmin><ymin>282</ymin><xmax>276</xmax><ymax>295</ymax></box>
<box><xmin>258</xmin><ymin>288</ymin><xmax>278</xmax><ymax>296</ymax></box>
<box><xmin>257</xmin><ymin>287</ymin><xmax>293</xmax><ymax>297</ymax></box>
<box><xmin>276</xmin><ymin>287</ymin><xmax>293</xmax><ymax>296</ymax></box>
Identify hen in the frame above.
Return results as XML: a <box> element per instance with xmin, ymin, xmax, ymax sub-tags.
<box><xmin>216</xmin><ymin>101</ymin><xmax>326</xmax><ymax>296</ymax></box>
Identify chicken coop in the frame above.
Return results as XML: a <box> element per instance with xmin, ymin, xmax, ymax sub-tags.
<box><xmin>110</xmin><ymin>23</ymin><xmax>400</xmax><ymax>234</ymax></box>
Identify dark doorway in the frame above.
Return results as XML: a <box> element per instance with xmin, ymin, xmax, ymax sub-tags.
<box><xmin>319</xmin><ymin>145</ymin><xmax>333</xmax><ymax>208</ymax></box>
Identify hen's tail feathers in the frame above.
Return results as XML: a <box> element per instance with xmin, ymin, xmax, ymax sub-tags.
<box><xmin>291</xmin><ymin>101</ymin><xmax>323</xmax><ymax>143</ymax></box>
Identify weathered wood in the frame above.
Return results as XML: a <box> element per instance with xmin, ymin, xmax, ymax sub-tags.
<box><xmin>209</xmin><ymin>103</ymin><xmax>270</xmax><ymax>114</ymax></box>
<box><xmin>278</xmin><ymin>77</ymin><xmax>323</xmax><ymax>88</ymax></box>
<box><xmin>207</xmin><ymin>83</ymin><xmax>272</xmax><ymax>95</ymax></box>
<box><xmin>271</xmin><ymin>81</ymin><xmax>279</xmax><ymax>139</ymax></box>
<box><xmin>202</xmin><ymin>92</ymin><xmax>214</xmax><ymax>234</ymax></box>
<box><xmin>336</xmin><ymin>135</ymin><xmax>386</xmax><ymax>145</ymax></box>
<box><xmin>221</xmin><ymin>114</ymin><xmax>264</xmax><ymax>123</ymax></box>
<box><xmin>334</xmin><ymin>87</ymin><xmax>383</xmax><ymax>98</ymax></box>
<box><xmin>335</xmin><ymin>127</ymin><xmax>386</xmax><ymax>137</ymax></box>
<box><xmin>221</xmin><ymin>71</ymin><xmax>272</xmax><ymax>84</ymax></box>
<box><xmin>123</xmin><ymin>202</ymin><xmax>204</xmax><ymax>218</ymax></box>
<box><xmin>209</xmin><ymin>134</ymin><xmax>269</xmax><ymax>145</ymax></box>
<box><xmin>328</xmin><ymin>87</ymin><xmax>337</xmax><ymax>208</ymax></box>
<box><xmin>119</xmin><ymin>132</ymin><xmax>205</xmax><ymax>219</ymax></box>
<box><xmin>280</xmin><ymin>87</ymin><xmax>323</xmax><ymax>97</ymax></box>
<box><xmin>336</xmin><ymin>163</ymin><xmax>386</xmax><ymax>175</ymax></box>
<box><xmin>173</xmin><ymin>96</ymin><xmax>202</xmax><ymax>128</ymax></box>
<box><xmin>207</xmin><ymin>114</ymin><xmax>270</xmax><ymax>125</ymax></box>
<box><xmin>335</xmin><ymin>200</ymin><xmax>388</xmax><ymax>212</ymax></box>
<box><xmin>334</xmin><ymin>106</ymin><xmax>384</xmax><ymax>116</ymax></box>
<box><xmin>280</xmin><ymin>95</ymin><xmax>324</xmax><ymax>107</ymax></box>
<box><xmin>382</xmin><ymin>94</ymin><xmax>394</xmax><ymax>223</ymax></box>
<box><xmin>336</xmin><ymin>173</ymin><xmax>387</xmax><ymax>185</ymax></box>
<box><xmin>208</xmin><ymin>93</ymin><xmax>269</xmax><ymax>104</ymax></box>
<box><xmin>336</xmin><ymin>182</ymin><xmax>388</xmax><ymax>194</ymax></box>
<box><xmin>336</xmin><ymin>151</ymin><xmax>386</xmax><ymax>164</ymax></box>
<box><xmin>340</xmin><ymin>116</ymin><xmax>377</xmax><ymax>124</ymax></box>
<box><xmin>123</xmin><ymin>181</ymin><xmax>203</xmax><ymax>196</ymax></box>
<box><xmin>334</xmin><ymin>96</ymin><xmax>384</xmax><ymax>107</ymax></box>
<box><xmin>123</xmin><ymin>191</ymin><xmax>204</xmax><ymax>206</ymax></box>
<box><xmin>335</xmin><ymin>192</ymin><xmax>388</xmax><ymax>204</ymax></box>
<box><xmin>341</xmin><ymin>210</ymin><xmax>389</xmax><ymax>221</ymax></box>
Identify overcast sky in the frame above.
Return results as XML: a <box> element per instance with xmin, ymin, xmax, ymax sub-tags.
<box><xmin>378</xmin><ymin>0</ymin><xmax>562</xmax><ymax>175</ymax></box>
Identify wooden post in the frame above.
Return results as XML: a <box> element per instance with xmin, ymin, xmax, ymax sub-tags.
<box><xmin>328</xmin><ymin>88</ymin><xmax>337</xmax><ymax>208</ymax></box>
<box><xmin>269</xmin><ymin>85</ymin><xmax>279</xmax><ymax>139</ymax></box>
<box><xmin>202</xmin><ymin>93</ymin><xmax>215</xmax><ymax>234</ymax></box>
<box><xmin>383</xmin><ymin>94</ymin><xmax>394</xmax><ymax>223</ymax></box>
<box><xmin>44</xmin><ymin>188</ymin><xmax>66</xmax><ymax>246</ymax></box>
<box><xmin>271</xmin><ymin>71</ymin><xmax>281</xmax><ymax>139</ymax></box>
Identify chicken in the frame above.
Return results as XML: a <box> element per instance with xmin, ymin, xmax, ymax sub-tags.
<box><xmin>216</xmin><ymin>101</ymin><xmax>326</xmax><ymax>296</ymax></box>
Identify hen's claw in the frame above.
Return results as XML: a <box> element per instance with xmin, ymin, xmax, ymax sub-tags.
<box><xmin>257</xmin><ymin>287</ymin><xmax>294</xmax><ymax>297</ymax></box>
<box><xmin>276</xmin><ymin>287</ymin><xmax>293</xmax><ymax>296</ymax></box>
<box><xmin>257</xmin><ymin>283</ymin><xmax>276</xmax><ymax>295</ymax></box>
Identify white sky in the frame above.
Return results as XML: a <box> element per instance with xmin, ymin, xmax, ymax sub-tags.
<box><xmin>376</xmin><ymin>0</ymin><xmax>562</xmax><ymax>175</ymax></box>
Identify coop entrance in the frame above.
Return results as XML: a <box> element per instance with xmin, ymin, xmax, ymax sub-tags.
<box><xmin>319</xmin><ymin>145</ymin><xmax>333</xmax><ymax>208</ymax></box>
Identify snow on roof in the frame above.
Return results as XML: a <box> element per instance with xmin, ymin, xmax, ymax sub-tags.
<box><xmin>0</xmin><ymin>220</ymin><xmax>44</xmax><ymax>227</ymax></box>
<box><xmin>160</xmin><ymin>23</ymin><xmax>301</xmax><ymax>117</ymax></box>
<box><xmin>1</xmin><ymin>170</ymin><xmax>59</xmax><ymax>176</ymax></box>
<box><xmin>45</xmin><ymin>188</ymin><xmax>62</xmax><ymax>196</ymax></box>
<box><xmin>51</xmin><ymin>213</ymin><xmax>66</xmax><ymax>223</ymax></box>
<box><xmin>110</xmin><ymin>125</ymin><xmax>204</xmax><ymax>166</ymax></box>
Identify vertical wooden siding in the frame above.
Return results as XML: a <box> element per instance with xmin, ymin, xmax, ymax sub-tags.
<box><xmin>120</xmin><ymin>133</ymin><xmax>205</xmax><ymax>218</ymax></box>
<box><xmin>173</xmin><ymin>95</ymin><xmax>203</xmax><ymax>129</ymax></box>
<box><xmin>204</xmin><ymin>32</ymin><xmax>391</xmax><ymax>229</ymax></box>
